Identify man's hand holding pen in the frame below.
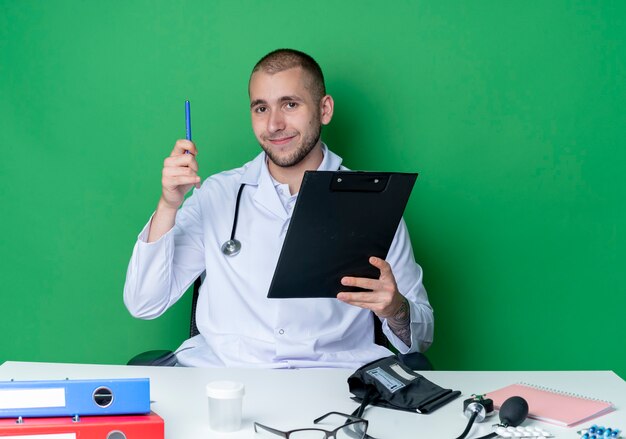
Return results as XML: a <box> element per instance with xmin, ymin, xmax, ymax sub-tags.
<box><xmin>148</xmin><ymin>140</ymin><xmax>201</xmax><ymax>243</ymax></box>
<box><xmin>159</xmin><ymin>140</ymin><xmax>201</xmax><ymax>211</ymax></box>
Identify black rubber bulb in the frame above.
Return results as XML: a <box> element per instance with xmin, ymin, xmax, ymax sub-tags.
<box><xmin>499</xmin><ymin>396</ymin><xmax>529</xmax><ymax>427</ymax></box>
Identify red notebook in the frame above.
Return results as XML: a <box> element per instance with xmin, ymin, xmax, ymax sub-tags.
<box><xmin>487</xmin><ymin>383</ymin><xmax>615</xmax><ymax>427</ymax></box>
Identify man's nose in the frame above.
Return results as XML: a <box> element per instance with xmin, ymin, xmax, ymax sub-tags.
<box><xmin>268</xmin><ymin>109</ymin><xmax>285</xmax><ymax>133</ymax></box>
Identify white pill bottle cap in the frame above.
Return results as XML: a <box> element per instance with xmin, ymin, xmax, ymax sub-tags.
<box><xmin>206</xmin><ymin>381</ymin><xmax>245</xmax><ymax>399</ymax></box>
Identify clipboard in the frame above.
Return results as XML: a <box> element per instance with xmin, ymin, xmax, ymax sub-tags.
<box><xmin>267</xmin><ymin>170</ymin><xmax>418</xmax><ymax>298</ymax></box>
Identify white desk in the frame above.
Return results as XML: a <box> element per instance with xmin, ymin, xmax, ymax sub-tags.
<box><xmin>1</xmin><ymin>361</ymin><xmax>624</xmax><ymax>439</ymax></box>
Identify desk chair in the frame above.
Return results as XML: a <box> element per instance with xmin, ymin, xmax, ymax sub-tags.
<box><xmin>128</xmin><ymin>276</ymin><xmax>432</xmax><ymax>370</ymax></box>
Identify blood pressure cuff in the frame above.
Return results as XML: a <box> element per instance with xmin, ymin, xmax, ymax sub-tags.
<box><xmin>348</xmin><ymin>355</ymin><xmax>461</xmax><ymax>414</ymax></box>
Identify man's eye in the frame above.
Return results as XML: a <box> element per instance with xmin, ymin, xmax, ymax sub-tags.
<box><xmin>255</xmin><ymin>106</ymin><xmax>267</xmax><ymax>113</ymax></box>
<box><xmin>286</xmin><ymin>102</ymin><xmax>298</xmax><ymax>109</ymax></box>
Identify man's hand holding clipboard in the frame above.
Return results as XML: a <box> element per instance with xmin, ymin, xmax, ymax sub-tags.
<box><xmin>338</xmin><ymin>256</ymin><xmax>412</xmax><ymax>347</ymax></box>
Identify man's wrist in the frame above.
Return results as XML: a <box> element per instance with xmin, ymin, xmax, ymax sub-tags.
<box><xmin>389</xmin><ymin>296</ymin><xmax>410</xmax><ymax>324</ymax></box>
<box><xmin>386</xmin><ymin>296</ymin><xmax>412</xmax><ymax>348</ymax></box>
<box><xmin>156</xmin><ymin>197</ymin><xmax>181</xmax><ymax>214</ymax></box>
<box><xmin>147</xmin><ymin>198</ymin><xmax>180</xmax><ymax>243</ymax></box>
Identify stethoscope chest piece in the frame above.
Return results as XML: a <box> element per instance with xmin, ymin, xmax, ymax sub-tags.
<box><xmin>221</xmin><ymin>183</ymin><xmax>246</xmax><ymax>257</ymax></box>
<box><xmin>221</xmin><ymin>239</ymin><xmax>242</xmax><ymax>257</ymax></box>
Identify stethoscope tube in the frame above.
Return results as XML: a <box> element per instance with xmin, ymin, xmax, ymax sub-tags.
<box><xmin>221</xmin><ymin>183</ymin><xmax>246</xmax><ymax>256</ymax></box>
<box><xmin>222</xmin><ymin>166</ymin><xmax>340</xmax><ymax>257</ymax></box>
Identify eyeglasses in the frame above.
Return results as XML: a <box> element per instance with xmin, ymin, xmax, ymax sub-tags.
<box><xmin>254</xmin><ymin>411</ymin><xmax>369</xmax><ymax>439</ymax></box>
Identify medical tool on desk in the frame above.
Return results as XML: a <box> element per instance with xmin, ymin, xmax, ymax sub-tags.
<box><xmin>578</xmin><ymin>424</ymin><xmax>622</xmax><ymax>438</ymax></box>
<box><xmin>456</xmin><ymin>395</ymin><xmax>549</xmax><ymax>439</ymax></box>
<box><xmin>347</xmin><ymin>356</ymin><xmax>460</xmax><ymax>416</ymax></box>
<box><xmin>206</xmin><ymin>380</ymin><xmax>245</xmax><ymax>432</ymax></box>
<box><xmin>493</xmin><ymin>426</ymin><xmax>554</xmax><ymax>438</ymax></box>
<box><xmin>455</xmin><ymin>394</ymin><xmax>495</xmax><ymax>439</ymax></box>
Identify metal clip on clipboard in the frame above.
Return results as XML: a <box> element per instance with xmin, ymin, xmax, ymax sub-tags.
<box><xmin>329</xmin><ymin>172</ymin><xmax>390</xmax><ymax>193</ymax></box>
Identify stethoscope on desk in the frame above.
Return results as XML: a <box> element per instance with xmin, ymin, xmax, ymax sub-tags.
<box><xmin>221</xmin><ymin>183</ymin><xmax>247</xmax><ymax>257</ymax></box>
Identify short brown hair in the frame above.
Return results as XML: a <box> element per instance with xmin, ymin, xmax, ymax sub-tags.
<box><xmin>250</xmin><ymin>48</ymin><xmax>326</xmax><ymax>103</ymax></box>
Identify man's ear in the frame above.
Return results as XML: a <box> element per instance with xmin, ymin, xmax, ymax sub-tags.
<box><xmin>320</xmin><ymin>95</ymin><xmax>334</xmax><ymax>125</ymax></box>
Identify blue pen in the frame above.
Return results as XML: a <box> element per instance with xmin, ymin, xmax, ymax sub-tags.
<box><xmin>185</xmin><ymin>100</ymin><xmax>192</xmax><ymax>153</ymax></box>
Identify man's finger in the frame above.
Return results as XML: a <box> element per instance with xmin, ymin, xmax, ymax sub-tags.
<box><xmin>172</xmin><ymin>139</ymin><xmax>198</xmax><ymax>156</ymax></box>
<box><xmin>337</xmin><ymin>296</ymin><xmax>373</xmax><ymax>308</ymax></box>
<box><xmin>167</xmin><ymin>175</ymin><xmax>201</xmax><ymax>187</ymax></box>
<box><xmin>163</xmin><ymin>166</ymin><xmax>199</xmax><ymax>178</ymax></box>
<box><xmin>336</xmin><ymin>291</ymin><xmax>381</xmax><ymax>303</ymax></box>
<box><xmin>164</xmin><ymin>154</ymin><xmax>199</xmax><ymax>172</ymax></box>
<box><xmin>336</xmin><ymin>295</ymin><xmax>378</xmax><ymax>312</ymax></box>
<box><xmin>341</xmin><ymin>276</ymin><xmax>379</xmax><ymax>291</ymax></box>
<box><xmin>369</xmin><ymin>256</ymin><xmax>393</xmax><ymax>277</ymax></box>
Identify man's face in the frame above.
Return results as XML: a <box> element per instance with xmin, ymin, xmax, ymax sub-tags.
<box><xmin>249</xmin><ymin>67</ymin><xmax>324</xmax><ymax>168</ymax></box>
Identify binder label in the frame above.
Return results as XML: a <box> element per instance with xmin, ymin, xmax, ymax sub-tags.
<box><xmin>0</xmin><ymin>388</ymin><xmax>65</xmax><ymax>409</ymax></box>
<box><xmin>2</xmin><ymin>435</ymin><xmax>76</xmax><ymax>439</ymax></box>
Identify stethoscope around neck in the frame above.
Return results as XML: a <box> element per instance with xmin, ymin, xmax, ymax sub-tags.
<box><xmin>221</xmin><ymin>183</ymin><xmax>246</xmax><ymax>256</ymax></box>
<box><xmin>221</xmin><ymin>166</ymin><xmax>340</xmax><ymax>257</ymax></box>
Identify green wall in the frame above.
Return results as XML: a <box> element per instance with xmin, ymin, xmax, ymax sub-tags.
<box><xmin>1</xmin><ymin>1</ymin><xmax>625</xmax><ymax>378</ymax></box>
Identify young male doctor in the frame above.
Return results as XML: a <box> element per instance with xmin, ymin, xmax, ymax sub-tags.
<box><xmin>124</xmin><ymin>49</ymin><xmax>434</xmax><ymax>368</ymax></box>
